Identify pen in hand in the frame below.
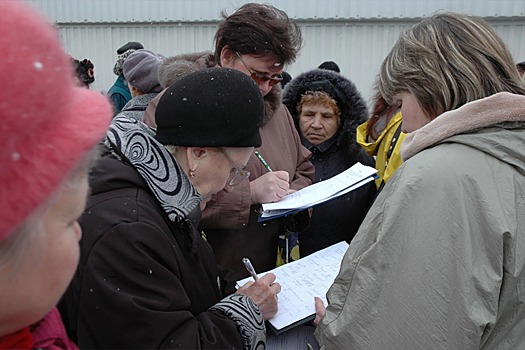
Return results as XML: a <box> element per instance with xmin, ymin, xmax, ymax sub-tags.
<box><xmin>242</xmin><ymin>257</ymin><xmax>258</xmax><ymax>281</ymax></box>
<box><xmin>255</xmin><ymin>151</ymin><xmax>272</xmax><ymax>172</ymax></box>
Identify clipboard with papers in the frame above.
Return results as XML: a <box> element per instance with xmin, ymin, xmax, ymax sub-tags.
<box><xmin>258</xmin><ymin>162</ymin><xmax>378</xmax><ymax>221</ymax></box>
<box><xmin>236</xmin><ymin>241</ymin><xmax>350</xmax><ymax>335</ymax></box>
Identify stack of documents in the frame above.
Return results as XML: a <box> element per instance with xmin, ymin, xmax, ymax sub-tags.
<box><xmin>259</xmin><ymin>162</ymin><xmax>378</xmax><ymax>221</ymax></box>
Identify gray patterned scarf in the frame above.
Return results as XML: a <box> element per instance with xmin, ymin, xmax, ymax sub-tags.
<box><xmin>105</xmin><ymin>116</ymin><xmax>201</xmax><ymax>221</ymax></box>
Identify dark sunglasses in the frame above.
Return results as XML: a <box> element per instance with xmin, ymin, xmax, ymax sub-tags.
<box><xmin>236</xmin><ymin>52</ymin><xmax>283</xmax><ymax>87</ymax></box>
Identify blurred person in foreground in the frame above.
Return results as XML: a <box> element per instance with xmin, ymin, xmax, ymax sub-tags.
<box><xmin>314</xmin><ymin>12</ymin><xmax>525</xmax><ymax>349</ymax></box>
<box><xmin>283</xmin><ymin>68</ymin><xmax>376</xmax><ymax>257</ymax></box>
<box><xmin>59</xmin><ymin>68</ymin><xmax>280</xmax><ymax>349</ymax></box>
<box><xmin>0</xmin><ymin>1</ymin><xmax>111</xmax><ymax>348</ymax></box>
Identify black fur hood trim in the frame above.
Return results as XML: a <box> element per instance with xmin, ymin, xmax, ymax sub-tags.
<box><xmin>283</xmin><ymin>69</ymin><xmax>368</xmax><ymax>158</ymax></box>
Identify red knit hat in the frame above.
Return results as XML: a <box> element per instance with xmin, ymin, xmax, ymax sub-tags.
<box><xmin>0</xmin><ymin>1</ymin><xmax>112</xmax><ymax>240</ymax></box>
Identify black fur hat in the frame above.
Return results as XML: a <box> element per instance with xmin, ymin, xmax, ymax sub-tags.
<box><xmin>155</xmin><ymin>67</ymin><xmax>264</xmax><ymax>147</ymax></box>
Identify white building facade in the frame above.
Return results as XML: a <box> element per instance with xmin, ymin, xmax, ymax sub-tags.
<box><xmin>28</xmin><ymin>0</ymin><xmax>525</xmax><ymax>102</ymax></box>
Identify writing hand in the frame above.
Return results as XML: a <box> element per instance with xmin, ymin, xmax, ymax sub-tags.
<box><xmin>237</xmin><ymin>273</ymin><xmax>281</xmax><ymax>320</ymax></box>
<box><xmin>250</xmin><ymin>171</ymin><xmax>290</xmax><ymax>204</ymax></box>
<box><xmin>313</xmin><ymin>297</ymin><xmax>325</xmax><ymax>326</ymax></box>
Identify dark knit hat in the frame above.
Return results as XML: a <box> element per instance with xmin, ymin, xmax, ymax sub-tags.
<box><xmin>117</xmin><ymin>41</ymin><xmax>144</xmax><ymax>55</ymax></box>
<box><xmin>294</xmin><ymin>78</ymin><xmax>348</xmax><ymax>112</ymax></box>
<box><xmin>318</xmin><ymin>60</ymin><xmax>340</xmax><ymax>73</ymax></box>
<box><xmin>123</xmin><ymin>49</ymin><xmax>164</xmax><ymax>93</ymax></box>
<box><xmin>155</xmin><ymin>67</ymin><xmax>263</xmax><ymax>147</ymax></box>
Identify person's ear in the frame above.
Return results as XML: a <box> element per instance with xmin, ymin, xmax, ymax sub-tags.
<box><xmin>129</xmin><ymin>85</ymin><xmax>144</xmax><ymax>97</ymax></box>
<box><xmin>186</xmin><ymin>147</ymin><xmax>208</xmax><ymax>171</ymax></box>
<box><xmin>220</xmin><ymin>46</ymin><xmax>236</xmax><ymax>67</ymax></box>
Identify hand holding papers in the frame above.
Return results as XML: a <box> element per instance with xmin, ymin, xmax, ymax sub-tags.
<box><xmin>236</xmin><ymin>241</ymin><xmax>349</xmax><ymax>334</ymax></box>
<box><xmin>259</xmin><ymin>162</ymin><xmax>378</xmax><ymax>221</ymax></box>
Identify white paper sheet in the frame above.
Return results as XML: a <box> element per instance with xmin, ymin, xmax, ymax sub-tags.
<box><xmin>237</xmin><ymin>241</ymin><xmax>349</xmax><ymax>332</ymax></box>
<box><xmin>260</xmin><ymin>162</ymin><xmax>377</xmax><ymax>220</ymax></box>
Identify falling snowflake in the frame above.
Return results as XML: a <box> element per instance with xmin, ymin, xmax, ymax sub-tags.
<box><xmin>33</xmin><ymin>61</ymin><xmax>43</xmax><ymax>71</ymax></box>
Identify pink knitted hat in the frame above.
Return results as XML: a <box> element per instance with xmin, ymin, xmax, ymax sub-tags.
<box><xmin>0</xmin><ymin>1</ymin><xmax>112</xmax><ymax>240</ymax></box>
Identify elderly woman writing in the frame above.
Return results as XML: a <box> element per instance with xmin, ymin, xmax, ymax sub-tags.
<box><xmin>315</xmin><ymin>12</ymin><xmax>525</xmax><ymax>349</ymax></box>
<box><xmin>59</xmin><ymin>67</ymin><xmax>281</xmax><ymax>349</ymax></box>
<box><xmin>0</xmin><ymin>1</ymin><xmax>111</xmax><ymax>348</ymax></box>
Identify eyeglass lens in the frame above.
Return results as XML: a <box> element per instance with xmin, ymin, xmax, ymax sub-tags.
<box><xmin>236</xmin><ymin>52</ymin><xmax>283</xmax><ymax>86</ymax></box>
<box><xmin>250</xmin><ymin>73</ymin><xmax>283</xmax><ymax>86</ymax></box>
<box><xmin>221</xmin><ymin>148</ymin><xmax>250</xmax><ymax>186</ymax></box>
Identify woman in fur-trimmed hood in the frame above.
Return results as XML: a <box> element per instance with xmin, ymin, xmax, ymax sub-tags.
<box><xmin>283</xmin><ymin>68</ymin><xmax>377</xmax><ymax>256</ymax></box>
<box><xmin>284</xmin><ymin>68</ymin><xmax>369</xmax><ymax>162</ymax></box>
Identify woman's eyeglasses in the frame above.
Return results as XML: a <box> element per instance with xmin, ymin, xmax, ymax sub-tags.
<box><xmin>236</xmin><ymin>52</ymin><xmax>283</xmax><ymax>87</ymax></box>
<box><xmin>220</xmin><ymin>148</ymin><xmax>251</xmax><ymax>186</ymax></box>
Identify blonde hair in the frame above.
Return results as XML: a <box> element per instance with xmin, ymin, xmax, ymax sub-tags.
<box><xmin>378</xmin><ymin>12</ymin><xmax>525</xmax><ymax>119</ymax></box>
<box><xmin>297</xmin><ymin>91</ymin><xmax>341</xmax><ymax>118</ymax></box>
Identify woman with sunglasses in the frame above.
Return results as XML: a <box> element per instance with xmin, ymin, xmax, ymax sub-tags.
<box><xmin>59</xmin><ymin>68</ymin><xmax>281</xmax><ymax>349</ymax></box>
<box><xmin>204</xmin><ymin>2</ymin><xmax>315</xmax><ymax>276</ymax></box>
<box><xmin>142</xmin><ymin>3</ymin><xmax>314</xmax><ymax>276</ymax></box>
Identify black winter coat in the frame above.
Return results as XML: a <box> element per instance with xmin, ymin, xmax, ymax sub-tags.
<box><xmin>300</xmin><ymin>137</ymin><xmax>376</xmax><ymax>256</ymax></box>
<box><xmin>283</xmin><ymin>69</ymin><xmax>377</xmax><ymax>256</ymax></box>
<box><xmin>59</xmin><ymin>117</ymin><xmax>265</xmax><ymax>349</ymax></box>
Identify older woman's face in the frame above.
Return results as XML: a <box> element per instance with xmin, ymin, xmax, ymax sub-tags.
<box><xmin>194</xmin><ymin>147</ymin><xmax>254</xmax><ymax>200</ymax></box>
<box><xmin>299</xmin><ymin>103</ymin><xmax>340</xmax><ymax>145</ymax></box>
<box><xmin>0</xmin><ymin>177</ymin><xmax>87</xmax><ymax>335</ymax></box>
<box><xmin>392</xmin><ymin>91</ymin><xmax>432</xmax><ymax>133</ymax></box>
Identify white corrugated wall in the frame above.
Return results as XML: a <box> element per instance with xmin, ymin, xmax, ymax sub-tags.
<box><xmin>27</xmin><ymin>0</ymin><xmax>525</xmax><ymax>102</ymax></box>
<box><xmin>26</xmin><ymin>0</ymin><xmax>525</xmax><ymax>22</ymax></box>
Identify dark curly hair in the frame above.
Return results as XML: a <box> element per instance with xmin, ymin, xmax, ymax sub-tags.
<box><xmin>214</xmin><ymin>3</ymin><xmax>302</xmax><ymax>65</ymax></box>
<box><xmin>72</xmin><ymin>58</ymin><xmax>95</xmax><ymax>87</ymax></box>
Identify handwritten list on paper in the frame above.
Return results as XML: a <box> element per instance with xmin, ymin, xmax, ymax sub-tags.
<box><xmin>260</xmin><ymin>162</ymin><xmax>377</xmax><ymax>220</ymax></box>
<box><xmin>237</xmin><ymin>241</ymin><xmax>349</xmax><ymax>332</ymax></box>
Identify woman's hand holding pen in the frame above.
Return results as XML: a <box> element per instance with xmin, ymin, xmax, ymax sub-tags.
<box><xmin>237</xmin><ymin>273</ymin><xmax>281</xmax><ymax>320</ymax></box>
<box><xmin>250</xmin><ymin>171</ymin><xmax>290</xmax><ymax>204</ymax></box>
